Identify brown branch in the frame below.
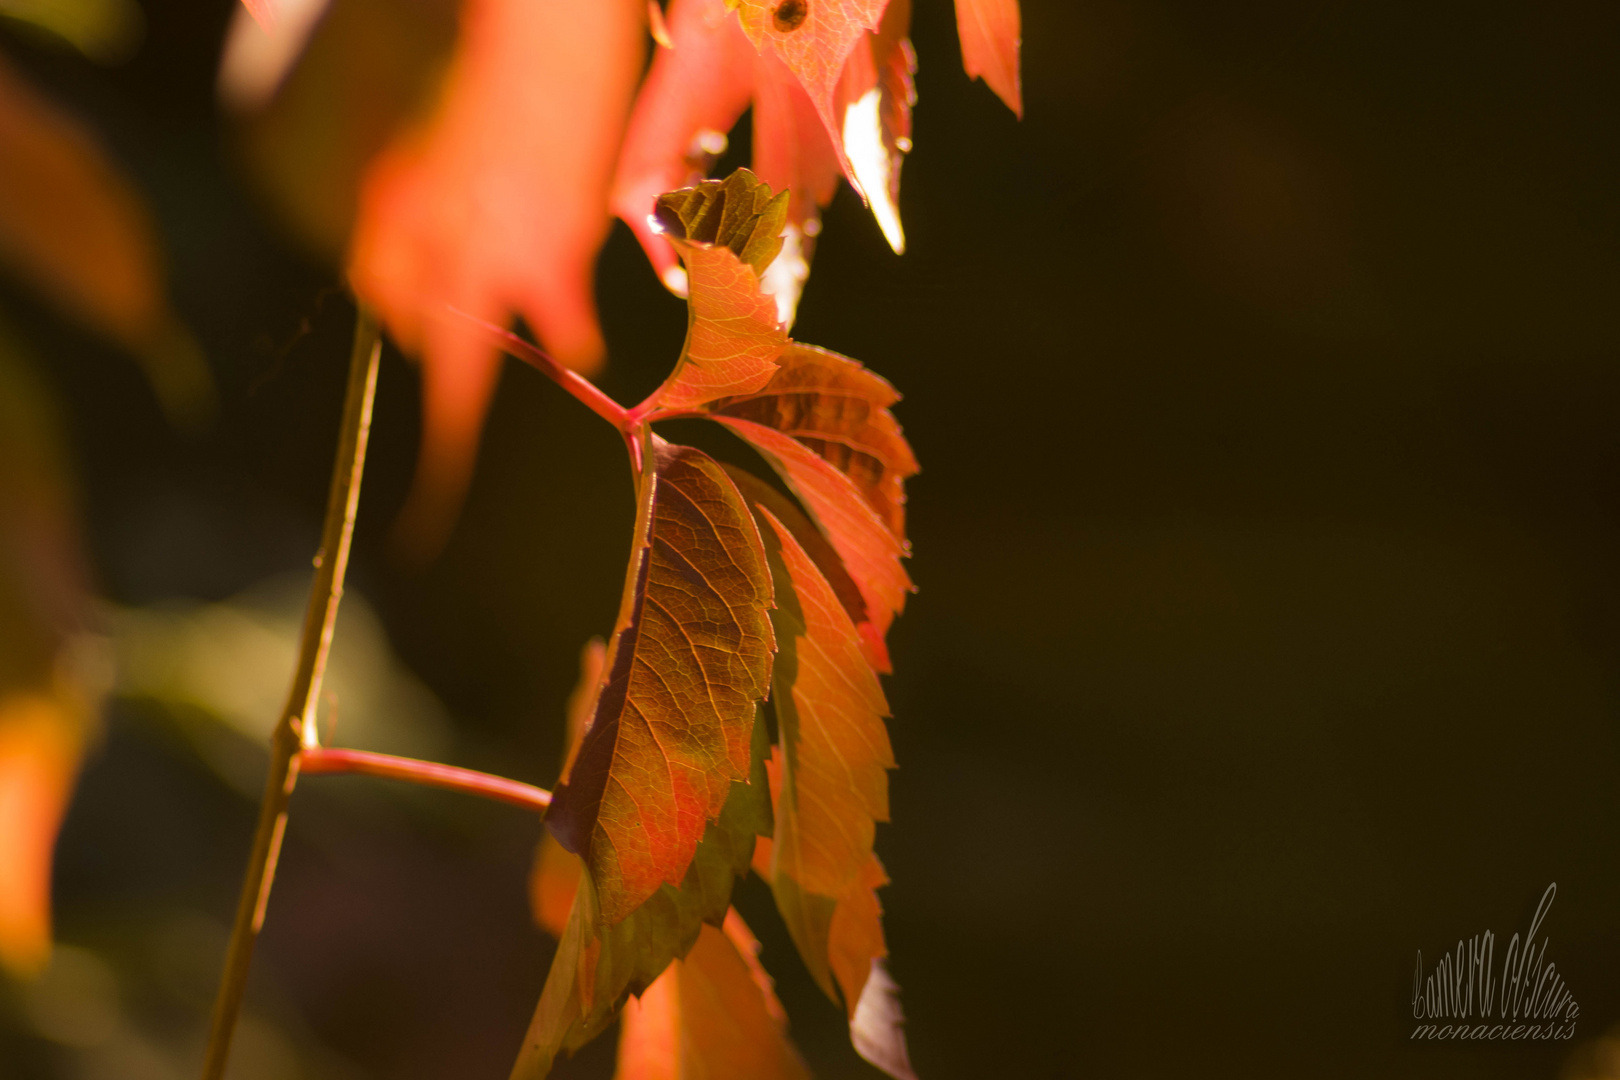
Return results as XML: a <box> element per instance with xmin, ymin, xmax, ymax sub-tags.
<box><xmin>200</xmin><ymin>306</ymin><xmax>382</xmax><ymax>1080</ymax></box>
<box><xmin>300</xmin><ymin>747</ymin><xmax>553</xmax><ymax>812</ymax></box>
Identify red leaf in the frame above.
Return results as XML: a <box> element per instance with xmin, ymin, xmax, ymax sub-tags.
<box><xmin>545</xmin><ymin>437</ymin><xmax>775</xmax><ymax>927</ymax></box>
<box><xmin>954</xmin><ymin>0</ymin><xmax>1022</xmax><ymax>117</ymax></box>
<box><xmin>614</xmin><ymin>910</ymin><xmax>809</xmax><ymax>1080</ymax></box>
<box><xmin>348</xmin><ymin>0</ymin><xmax>644</xmax><ymax>559</ymax></box>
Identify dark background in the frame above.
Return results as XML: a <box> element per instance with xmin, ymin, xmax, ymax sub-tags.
<box><xmin>3</xmin><ymin>0</ymin><xmax>1620</xmax><ymax>1077</ymax></box>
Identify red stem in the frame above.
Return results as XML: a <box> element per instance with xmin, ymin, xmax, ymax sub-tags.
<box><xmin>444</xmin><ymin>304</ymin><xmax>630</xmax><ymax>433</ymax></box>
<box><xmin>300</xmin><ymin>747</ymin><xmax>553</xmax><ymax>813</ymax></box>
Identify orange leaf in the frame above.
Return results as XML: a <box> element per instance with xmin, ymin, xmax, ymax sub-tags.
<box><xmin>348</xmin><ymin>0</ymin><xmax>644</xmax><ymax>560</ymax></box>
<box><xmin>615</xmin><ymin>910</ymin><xmax>809</xmax><ymax>1080</ymax></box>
<box><xmin>750</xmin><ymin>507</ymin><xmax>893</xmax><ymax>988</ymax></box>
<box><xmin>717</xmin><ymin>419</ymin><xmax>909</xmax><ymax>669</ymax></box>
<box><xmin>954</xmin><ymin>0</ymin><xmax>1022</xmax><ymax>117</ymax></box>
<box><xmin>707</xmin><ymin>342</ymin><xmax>915</xmax><ymax>543</ymax></box>
<box><xmin>545</xmin><ymin>436</ymin><xmax>775</xmax><ymax>927</ymax></box>
<box><xmin>695</xmin><ymin>341</ymin><xmax>915</xmax><ymax>668</ymax></box>
<box><xmin>0</xmin><ymin>694</ymin><xmax>84</xmax><ymax>978</ymax></box>
<box><xmin>0</xmin><ymin>58</ymin><xmax>212</xmax><ymax>428</ymax></box>
<box><xmin>0</xmin><ymin>329</ymin><xmax>99</xmax><ymax>981</ymax></box>
<box><xmin>752</xmin><ymin>836</ymin><xmax>913</xmax><ymax>1079</ymax></box>
<box><xmin>645</xmin><ymin>172</ymin><xmax>791</xmax><ymax>411</ymax></box>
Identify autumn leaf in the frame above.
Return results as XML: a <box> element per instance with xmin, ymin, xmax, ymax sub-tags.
<box><xmin>0</xmin><ymin>692</ymin><xmax>87</xmax><ymax>977</ymax></box>
<box><xmin>696</xmin><ymin>342</ymin><xmax>914</xmax><ymax>669</ymax></box>
<box><xmin>0</xmin><ymin>56</ymin><xmax>212</xmax><ymax>428</ymax></box>
<box><xmin>837</xmin><ymin>0</ymin><xmax>916</xmax><ymax>253</ymax></box>
<box><xmin>613</xmin><ymin>0</ymin><xmax>913</xmax><ymax>320</ymax></box>
<box><xmin>529</xmin><ymin>638</ymin><xmax>606</xmax><ymax>938</ymax></box>
<box><xmin>516</xmin><ymin>695</ymin><xmax>773</xmax><ymax>1078</ymax></box>
<box><xmin>0</xmin><ymin>324</ymin><xmax>100</xmax><ymax>979</ymax></box>
<box><xmin>610</xmin><ymin>0</ymin><xmax>759</xmax><ymax>294</ymax></box>
<box><xmin>728</xmin><ymin>0</ymin><xmax>886</xmax><ymax>181</ymax></box>
<box><xmin>954</xmin><ymin>0</ymin><xmax>1022</xmax><ymax>117</ymax></box>
<box><xmin>347</xmin><ymin>0</ymin><xmax>644</xmax><ymax>561</ymax></box>
<box><xmin>644</xmin><ymin>172</ymin><xmax>791</xmax><ymax>411</ymax></box>
<box><xmin>615</xmin><ymin>910</ymin><xmax>810</xmax><ymax>1080</ymax></box>
<box><xmin>748</xmin><ymin>500</ymin><xmax>894</xmax><ymax>984</ymax></box>
<box><xmin>545</xmin><ymin>436</ymin><xmax>775</xmax><ymax>927</ymax></box>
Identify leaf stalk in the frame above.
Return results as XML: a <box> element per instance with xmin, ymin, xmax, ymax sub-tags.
<box><xmin>299</xmin><ymin>747</ymin><xmax>553</xmax><ymax>812</ymax></box>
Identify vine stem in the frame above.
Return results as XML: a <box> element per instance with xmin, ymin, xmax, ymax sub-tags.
<box><xmin>300</xmin><ymin>747</ymin><xmax>553</xmax><ymax>812</ymax></box>
<box><xmin>201</xmin><ymin>306</ymin><xmax>382</xmax><ymax>1080</ymax></box>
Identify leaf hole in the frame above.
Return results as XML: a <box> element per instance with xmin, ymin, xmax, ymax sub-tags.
<box><xmin>772</xmin><ymin>0</ymin><xmax>807</xmax><ymax>33</ymax></box>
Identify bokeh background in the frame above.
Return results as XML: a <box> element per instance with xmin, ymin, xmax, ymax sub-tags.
<box><xmin>4</xmin><ymin>0</ymin><xmax>1620</xmax><ymax>1077</ymax></box>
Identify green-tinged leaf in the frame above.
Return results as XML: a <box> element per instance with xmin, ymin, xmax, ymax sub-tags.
<box><xmin>545</xmin><ymin>436</ymin><xmax>774</xmax><ymax>927</ymax></box>
<box><xmin>654</xmin><ymin>169</ymin><xmax>790</xmax><ymax>278</ymax></box>
<box><xmin>512</xmin><ymin>705</ymin><xmax>772</xmax><ymax>1079</ymax></box>
<box><xmin>648</xmin><ymin>171</ymin><xmax>790</xmax><ymax>411</ymax></box>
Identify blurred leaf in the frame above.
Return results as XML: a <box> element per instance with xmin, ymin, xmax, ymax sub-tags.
<box><xmin>0</xmin><ymin>0</ymin><xmax>144</xmax><ymax>64</ymax></box>
<box><xmin>614</xmin><ymin>910</ymin><xmax>810</xmax><ymax>1080</ymax></box>
<box><xmin>0</xmin><ymin>57</ymin><xmax>212</xmax><ymax>427</ymax></box>
<box><xmin>953</xmin><ymin>0</ymin><xmax>1021</xmax><ymax>117</ymax></box>
<box><xmin>0</xmin><ymin>324</ymin><xmax>101</xmax><ymax>980</ymax></box>
<box><xmin>0</xmin><ymin>691</ymin><xmax>87</xmax><ymax>978</ymax></box>
<box><xmin>218</xmin><ymin>0</ymin><xmax>335</xmax><ymax>112</ymax></box>
<box><xmin>347</xmin><ymin>0</ymin><xmax>644</xmax><ymax>561</ymax></box>
<box><xmin>545</xmin><ymin>436</ymin><xmax>774</xmax><ymax>928</ymax></box>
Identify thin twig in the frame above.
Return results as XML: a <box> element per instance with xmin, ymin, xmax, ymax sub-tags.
<box><xmin>441</xmin><ymin>304</ymin><xmax>631</xmax><ymax>433</ymax></box>
<box><xmin>300</xmin><ymin>748</ymin><xmax>553</xmax><ymax>812</ymax></box>
<box><xmin>200</xmin><ymin>306</ymin><xmax>382</xmax><ymax>1080</ymax></box>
